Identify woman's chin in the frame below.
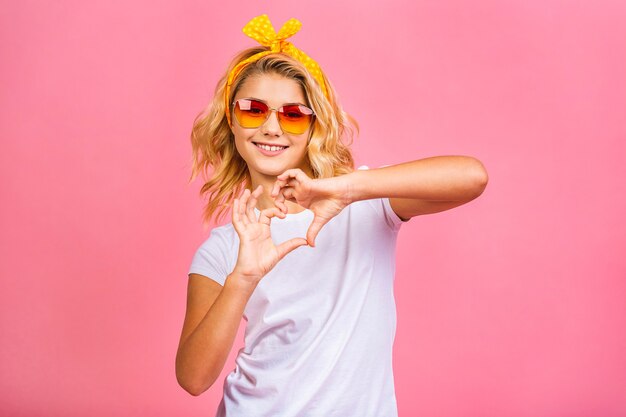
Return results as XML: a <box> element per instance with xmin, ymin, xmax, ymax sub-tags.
<box><xmin>254</xmin><ymin>165</ymin><xmax>289</xmax><ymax>178</ymax></box>
<box><xmin>249</xmin><ymin>158</ymin><xmax>308</xmax><ymax>179</ymax></box>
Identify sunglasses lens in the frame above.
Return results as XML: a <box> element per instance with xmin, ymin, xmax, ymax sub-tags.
<box><xmin>278</xmin><ymin>105</ymin><xmax>314</xmax><ymax>134</ymax></box>
<box><xmin>233</xmin><ymin>99</ymin><xmax>314</xmax><ymax>134</ymax></box>
<box><xmin>233</xmin><ymin>99</ymin><xmax>269</xmax><ymax>128</ymax></box>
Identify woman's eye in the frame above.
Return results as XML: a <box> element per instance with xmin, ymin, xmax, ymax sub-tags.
<box><xmin>286</xmin><ymin>112</ymin><xmax>303</xmax><ymax>118</ymax></box>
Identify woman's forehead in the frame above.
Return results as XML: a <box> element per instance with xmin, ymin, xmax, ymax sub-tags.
<box><xmin>236</xmin><ymin>74</ymin><xmax>307</xmax><ymax>104</ymax></box>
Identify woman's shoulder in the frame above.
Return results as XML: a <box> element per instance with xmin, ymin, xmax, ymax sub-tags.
<box><xmin>205</xmin><ymin>222</ymin><xmax>238</xmax><ymax>247</ymax></box>
<box><xmin>209</xmin><ymin>221</ymin><xmax>236</xmax><ymax>236</ymax></box>
<box><xmin>188</xmin><ymin>222</ymin><xmax>238</xmax><ymax>285</ymax></box>
<box><xmin>192</xmin><ymin>222</ymin><xmax>238</xmax><ymax>258</ymax></box>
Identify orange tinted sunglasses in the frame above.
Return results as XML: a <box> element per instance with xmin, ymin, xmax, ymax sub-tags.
<box><xmin>232</xmin><ymin>98</ymin><xmax>315</xmax><ymax>135</ymax></box>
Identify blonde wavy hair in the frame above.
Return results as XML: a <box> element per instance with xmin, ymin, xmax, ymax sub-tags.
<box><xmin>189</xmin><ymin>46</ymin><xmax>359</xmax><ymax>226</ymax></box>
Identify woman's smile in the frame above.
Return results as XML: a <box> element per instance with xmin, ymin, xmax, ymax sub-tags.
<box><xmin>252</xmin><ymin>141</ymin><xmax>290</xmax><ymax>156</ymax></box>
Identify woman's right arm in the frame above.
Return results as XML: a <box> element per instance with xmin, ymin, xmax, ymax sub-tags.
<box><xmin>175</xmin><ymin>271</ymin><xmax>256</xmax><ymax>396</ymax></box>
<box><xmin>176</xmin><ymin>185</ymin><xmax>307</xmax><ymax>396</ymax></box>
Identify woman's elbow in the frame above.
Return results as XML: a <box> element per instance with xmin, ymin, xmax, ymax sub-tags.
<box><xmin>467</xmin><ymin>158</ymin><xmax>489</xmax><ymax>199</ymax></box>
<box><xmin>177</xmin><ymin>373</ymin><xmax>212</xmax><ymax>397</ymax></box>
<box><xmin>176</xmin><ymin>357</ymin><xmax>215</xmax><ymax>396</ymax></box>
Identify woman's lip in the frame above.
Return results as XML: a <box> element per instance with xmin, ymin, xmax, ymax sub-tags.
<box><xmin>253</xmin><ymin>142</ymin><xmax>289</xmax><ymax>156</ymax></box>
<box><xmin>253</xmin><ymin>142</ymin><xmax>289</xmax><ymax>147</ymax></box>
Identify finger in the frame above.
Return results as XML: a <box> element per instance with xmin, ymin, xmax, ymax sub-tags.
<box><xmin>239</xmin><ymin>188</ymin><xmax>251</xmax><ymax>225</ymax></box>
<box><xmin>276</xmin><ymin>168</ymin><xmax>300</xmax><ymax>180</ymax></box>
<box><xmin>274</xmin><ymin>186</ymin><xmax>287</xmax><ymax>208</ymax></box>
<box><xmin>273</xmin><ymin>199</ymin><xmax>288</xmax><ymax>214</ymax></box>
<box><xmin>280</xmin><ymin>186</ymin><xmax>296</xmax><ymax>201</ymax></box>
<box><xmin>252</xmin><ymin>184</ymin><xmax>264</xmax><ymax>199</ymax></box>
<box><xmin>275</xmin><ymin>237</ymin><xmax>309</xmax><ymax>259</ymax></box>
<box><xmin>246</xmin><ymin>185</ymin><xmax>262</xmax><ymax>223</ymax></box>
<box><xmin>271</xmin><ymin>176</ymin><xmax>289</xmax><ymax>198</ymax></box>
<box><xmin>258</xmin><ymin>207</ymin><xmax>286</xmax><ymax>225</ymax></box>
<box><xmin>234</xmin><ymin>187</ymin><xmax>251</xmax><ymax>230</ymax></box>
<box><xmin>277</xmin><ymin>168</ymin><xmax>308</xmax><ymax>184</ymax></box>
<box><xmin>275</xmin><ymin>179</ymin><xmax>298</xmax><ymax>194</ymax></box>
<box><xmin>272</xmin><ymin>169</ymin><xmax>306</xmax><ymax>197</ymax></box>
<box><xmin>306</xmin><ymin>215</ymin><xmax>328</xmax><ymax>247</ymax></box>
<box><xmin>232</xmin><ymin>198</ymin><xmax>242</xmax><ymax>233</ymax></box>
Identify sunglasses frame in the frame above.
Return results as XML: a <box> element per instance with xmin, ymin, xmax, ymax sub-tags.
<box><xmin>231</xmin><ymin>98</ymin><xmax>316</xmax><ymax>134</ymax></box>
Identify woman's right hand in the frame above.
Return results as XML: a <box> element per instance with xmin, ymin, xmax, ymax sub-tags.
<box><xmin>231</xmin><ymin>185</ymin><xmax>308</xmax><ymax>287</ymax></box>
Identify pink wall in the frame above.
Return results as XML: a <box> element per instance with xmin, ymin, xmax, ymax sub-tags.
<box><xmin>1</xmin><ymin>1</ymin><xmax>625</xmax><ymax>416</ymax></box>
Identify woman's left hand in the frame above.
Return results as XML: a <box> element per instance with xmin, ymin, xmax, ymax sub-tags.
<box><xmin>271</xmin><ymin>168</ymin><xmax>351</xmax><ymax>247</ymax></box>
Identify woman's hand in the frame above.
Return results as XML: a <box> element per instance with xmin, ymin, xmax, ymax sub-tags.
<box><xmin>271</xmin><ymin>168</ymin><xmax>351</xmax><ymax>247</ymax></box>
<box><xmin>231</xmin><ymin>185</ymin><xmax>308</xmax><ymax>287</ymax></box>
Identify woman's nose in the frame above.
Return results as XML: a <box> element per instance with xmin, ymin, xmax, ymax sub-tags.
<box><xmin>261</xmin><ymin>109</ymin><xmax>282</xmax><ymax>135</ymax></box>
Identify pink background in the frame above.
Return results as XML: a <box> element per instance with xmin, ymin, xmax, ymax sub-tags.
<box><xmin>1</xmin><ymin>1</ymin><xmax>625</xmax><ymax>416</ymax></box>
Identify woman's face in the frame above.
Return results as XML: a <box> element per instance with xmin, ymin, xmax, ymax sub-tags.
<box><xmin>231</xmin><ymin>73</ymin><xmax>314</xmax><ymax>185</ymax></box>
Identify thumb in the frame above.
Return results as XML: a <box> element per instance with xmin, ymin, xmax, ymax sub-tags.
<box><xmin>276</xmin><ymin>237</ymin><xmax>308</xmax><ymax>260</ymax></box>
<box><xmin>306</xmin><ymin>215</ymin><xmax>328</xmax><ymax>248</ymax></box>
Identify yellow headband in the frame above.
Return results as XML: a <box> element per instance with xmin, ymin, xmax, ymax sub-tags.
<box><xmin>224</xmin><ymin>14</ymin><xmax>329</xmax><ymax>127</ymax></box>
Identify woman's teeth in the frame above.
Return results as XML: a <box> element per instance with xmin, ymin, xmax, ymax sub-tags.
<box><xmin>255</xmin><ymin>143</ymin><xmax>287</xmax><ymax>152</ymax></box>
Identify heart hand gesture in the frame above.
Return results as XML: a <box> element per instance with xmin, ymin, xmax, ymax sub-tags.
<box><xmin>231</xmin><ymin>186</ymin><xmax>308</xmax><ymax>287</ymax></box>
<box><xmin>271</xmin><ymin>168</ymin><xmax>351</xmax><ymax>247</ymax></box>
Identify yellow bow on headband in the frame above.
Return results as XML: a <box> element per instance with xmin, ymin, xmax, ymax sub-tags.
<box><xmin>224</xmin><ymin>14</ymin><xmax>329</xmax><ymax>127</ymax></box>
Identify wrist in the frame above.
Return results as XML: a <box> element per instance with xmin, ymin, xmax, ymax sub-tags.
<box><xmin>342</xmin><ymin>169</ymin><xmax>366</xmax><ymax>204</ymax></box>
<box><xmin>226</xmin><ymin>270</ymin><xmax>260</xmax><ymax>294</ymax></box>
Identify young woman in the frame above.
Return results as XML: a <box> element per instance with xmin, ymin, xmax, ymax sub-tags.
<box><xmin>176</xmin><ymin>14</ymin><xmax>488</xmax><ymax>417</ymax></box>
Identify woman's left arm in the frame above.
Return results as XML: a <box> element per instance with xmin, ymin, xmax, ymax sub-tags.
<box><xmin>345</xmin><ymin>156</ymin><xmax>489</xmax><ymax>221</ymax></box>
<box><xmin>271</xmin><ymin>156</ymin><xmax>488</xmax><ymax>246</ymax></box>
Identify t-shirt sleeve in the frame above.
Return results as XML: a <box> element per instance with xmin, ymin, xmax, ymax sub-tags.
<box><xmin>188</xmin><ymin>227</ymin><xmax>232</xmax><ymax>286</ymax></box>
<box><xmin>357</xmin><ymin>165</ymin><xmax>407</xmax><ymax>232</ymax></box>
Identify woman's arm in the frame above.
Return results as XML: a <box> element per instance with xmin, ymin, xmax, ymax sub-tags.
<box><xmin>176</xmin><ymin>187</ymin><xmax>307</xmax><ymax>396</ymax></box>
<box><xmin>345</xmin><ymin>156</ymin><xmax>489</xmax><ymax>221</ymax></box>
<box><xmin>176</xmin><ymin>272</ymin><xmax>256</xmax><ymax>396</ymax></box>
<box><xmin>270</xmin><ymin>156</ymin><xmax>488</xmax><ymax>245</ymax></box>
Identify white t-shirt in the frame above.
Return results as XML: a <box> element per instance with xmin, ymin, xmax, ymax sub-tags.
<box><xmin>188</xmin><ymin>166</ymin><xmax>407</xmax><ymax>417</ymax></box>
